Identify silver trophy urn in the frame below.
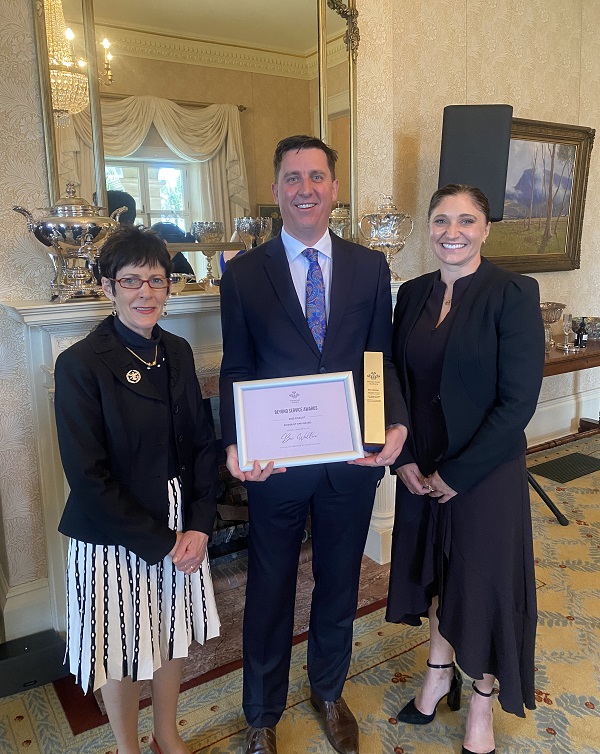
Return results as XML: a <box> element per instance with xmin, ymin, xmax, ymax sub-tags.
<box><xmin>13</xmin><ymin>183</ymin><xmax>126</xmax><ymax>302</ymax></box>
<box><xmin>358</xmin><ymin>195</ymin><xmax>413</xmax><ymax>281</ymax></box>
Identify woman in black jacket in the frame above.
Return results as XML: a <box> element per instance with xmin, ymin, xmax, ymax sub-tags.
<box><xmin>387</xmin><ymin>185</ymin><xmax>545</xmax><ymax>754</ymax></box>
<box><xmin>55</xmin><ymin>226</ymin><xmax>219</xmax><ymax>754</ymax></box>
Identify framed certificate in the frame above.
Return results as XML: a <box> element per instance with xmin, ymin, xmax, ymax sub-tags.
<box><xmin>234</xmin><ymin>371</ymin><xmax>364</xmax><ymax>471</ymax></box>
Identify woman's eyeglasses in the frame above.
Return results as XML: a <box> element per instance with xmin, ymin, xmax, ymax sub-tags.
<box><xmin>110</xmin><ymin>276</ymin><xmax>169</xmax><ymax>290</ymax></box>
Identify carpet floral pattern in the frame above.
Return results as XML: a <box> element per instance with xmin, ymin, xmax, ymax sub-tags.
<box><xmin>1</xmin><ymin>435</ymin><xmax>599</xmax><ymax>753</ymax></box>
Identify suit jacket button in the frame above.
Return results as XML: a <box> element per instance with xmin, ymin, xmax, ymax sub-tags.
<box><xmin>178</xmin><ymin>434</ymin><xmax>184</xmax><ymax>442</ymax></box>
<box><xmin>173</xmin><ymin>405</ymin><xmax>179</xmax><ymax>414</ymax></box>
<box><xmin>319</xmin><ymin>366</ymin><xmax>327</xmax><ymax>373</ymax></box>
<box><xmin>181</xmin><ymin>464</ymin><xmax>186</xmax><ymax>472</ymax></box>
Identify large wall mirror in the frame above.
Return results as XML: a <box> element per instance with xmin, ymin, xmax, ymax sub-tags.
<box><xmin>32</xmin><ymin>0</ymin><xmax>359</xmax><ymax>276</ymax></box>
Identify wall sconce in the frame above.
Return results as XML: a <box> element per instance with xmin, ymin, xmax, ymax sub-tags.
<box><xmin>100</xmin><ymin>38</ymin><xmax>113</xmax><ymax>86</ymax></box>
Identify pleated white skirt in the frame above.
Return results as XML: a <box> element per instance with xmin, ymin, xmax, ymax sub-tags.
<box><xmin>65</xmin><ymin>478</ymin><xmax>220</xmax><ymax>692</ymax></box>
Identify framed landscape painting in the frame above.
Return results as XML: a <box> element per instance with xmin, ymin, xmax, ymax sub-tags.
<box><xmin>484</xmin><ymin>118</ymin><xmax>595</xmax><ymax>272</ymax></box>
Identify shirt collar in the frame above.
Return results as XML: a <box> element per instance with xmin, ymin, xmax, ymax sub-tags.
<box><xmin>281</xmin><ymin>227</ymin><xmax>332</xmax><ymax>261</ymax></box>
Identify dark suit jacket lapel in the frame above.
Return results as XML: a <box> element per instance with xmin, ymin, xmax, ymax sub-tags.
<box><xmin>324</xmin><ymin>233</ymin><xmax>356</xmax><ymax>355</ymax></box>
<box><xmin>88</xmin><ymin>318</ymin><xmax>163</xmax><ymax>401</ymax></box>
<box><xmin>263</xmin><ymin>235</ymin><xmax>322</xmax><ymax>358</ymax></box>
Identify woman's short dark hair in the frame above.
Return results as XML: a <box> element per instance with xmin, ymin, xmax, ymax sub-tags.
<box><xmin>428</xmin><ymin>184</ymin><xmax>491</xmax><ymax>224</ymax></box>
<box><xmin>273</xmin><ymin>135</ymin><xmax>337</xmax><ymax>181</ymax></box>
<box><xmin>98</xmin><ymin>226</ymin><xmax>172</xmax><ymax>288</ymax></box>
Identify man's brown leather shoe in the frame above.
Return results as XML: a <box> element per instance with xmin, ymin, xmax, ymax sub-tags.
<box><xmin>244</xmin><ymin>726</ymin><xmax>277</xmax><ymax>754</ymax></box>
<box><xmin>310</xmin><ymin>690</ymin><xmax>359</xmax><ymax>754</ymax></box>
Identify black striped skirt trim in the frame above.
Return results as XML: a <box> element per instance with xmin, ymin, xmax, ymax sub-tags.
<box><xmin>65</xmin><ymin>477</ymin><xmax>220</xmax><ymax>692</ymax></box>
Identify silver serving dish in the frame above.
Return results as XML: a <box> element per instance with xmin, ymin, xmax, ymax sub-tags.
<box><xmin>169</xmin><ymin>273</ymin><xmax>194</xmax><ymax>294</ymax></box>
<box><xmin>14</xmin><ymin>183</ymin><xmax>126</xmax><ymax>302</ymax></box>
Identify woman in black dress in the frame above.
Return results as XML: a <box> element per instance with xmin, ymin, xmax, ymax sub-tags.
<box><xmin>55</xmin><ymin>226</ymin><xmax>220</xmax><ymax>754</ymax></box>
<box><xmin>387</xmin><ymin>185</ymin><xmax>545</xmax><ymax>754</ymax></box>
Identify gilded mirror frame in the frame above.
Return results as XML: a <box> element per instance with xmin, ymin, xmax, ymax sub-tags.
<box><xmin>32</xmin><ymin>0</ymin><xmax>359</xmax><ymax>224</ymax></box>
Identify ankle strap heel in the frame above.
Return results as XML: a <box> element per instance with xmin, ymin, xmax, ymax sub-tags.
<box><xmin>472</xmin><ymin>681</ymin><xmax>494</xmax><ymax>698</ymax></box>
<box><xmin>426</xmin><ymin>660</ymin><xmax>455</xmax><ymax>669</ymax></box>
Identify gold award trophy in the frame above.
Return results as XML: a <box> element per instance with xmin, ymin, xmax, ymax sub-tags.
<box><xmin>363</xmin><ymin>351</ymin><xmax>386</xmax><ymax>451</ymax></box>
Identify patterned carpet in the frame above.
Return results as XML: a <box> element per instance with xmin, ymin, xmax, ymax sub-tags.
<box><xmin>1</xmin><ymin>434</ymin><xmax>599</xmax><ymax>754</ymax></box>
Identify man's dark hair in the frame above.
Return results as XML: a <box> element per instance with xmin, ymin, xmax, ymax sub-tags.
<box><xmin>428</xmin><ymin>184</ymin><xmax>491</xmax><ymax>224</ymax></box>
<box><xmin>107</xmin><ymin>190</ymin><xmax>137</xmax><ymax>226</ymax></box>
<box><xmin>98</xmin><ymin>226</ymin><xmax>172</xmax><ymax>291</ymax></box>
<box><xmin>273</xmin><ymin>135</ymin><xmax>337</xmax><ymax>181</ymax></box>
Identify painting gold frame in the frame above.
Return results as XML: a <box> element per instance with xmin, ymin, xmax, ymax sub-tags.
<box><xmin>483</xmin><ymin>118</ymin><xmax>595</xmax><ymax>273</ymax></box>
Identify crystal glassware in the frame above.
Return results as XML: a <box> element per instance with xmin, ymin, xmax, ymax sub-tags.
<box><xmin>234</xmin><ymin>217</ymin><xmax>272</xmax><ymax>251</ymax></box>
<box><xmin>556</xmin><ymin>312</ymin><xmax>574</xmax><ymax>351</ymax></box>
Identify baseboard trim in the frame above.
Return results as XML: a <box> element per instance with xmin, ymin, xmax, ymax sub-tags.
<box><xmin>0</xmin><ymin>578</ymin><xmax>53</xmax><ymax>641</ymax></box>
<box><xmin>526</xmin><ymin>388</ymin><xmax>600</xmax><ymax>446</ymax></box>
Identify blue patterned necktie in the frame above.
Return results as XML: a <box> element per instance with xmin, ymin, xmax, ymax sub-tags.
<box><xmin>302</xmin><ymin>248</ymin><xmax>327</xmax><ymax>351</ymax></box>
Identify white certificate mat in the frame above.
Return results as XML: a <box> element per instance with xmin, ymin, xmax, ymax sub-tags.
<box><xmin>234</xmin><ymin>371</ymin><xmax>364</xmax><ymax>471</ymax></box>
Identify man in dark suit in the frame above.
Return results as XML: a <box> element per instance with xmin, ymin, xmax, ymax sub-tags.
<box><xmin>219</xmin><ymin>135</ymin><xmax>408</xmax><ymax>754</ymax></box>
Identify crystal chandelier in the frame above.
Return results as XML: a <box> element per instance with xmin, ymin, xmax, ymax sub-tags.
<box><xmin>44</xmin><ymin>0</ymin><xmax>89</xmax><ymax>127</ymax></box>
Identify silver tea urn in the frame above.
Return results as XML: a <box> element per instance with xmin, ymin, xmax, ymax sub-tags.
<box><xmin>13</xmin><ymin>183</ymin><xmax>126</xmax><ymax>302</ymax></box>
<box><xmin>358</xmin><ymin>195</ymin><xmax>413</xmax><ymax>281</ymax></box>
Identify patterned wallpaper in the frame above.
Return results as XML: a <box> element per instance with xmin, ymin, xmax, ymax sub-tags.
<box><xmin>0</xmin><ymin>0</ymin><xmax>599</xmax><ymax>597</ymax></box>
<box><xmin>0</xmin><ymin>0</ymin><xmax>53</xmax><ymax>589</ymax></box>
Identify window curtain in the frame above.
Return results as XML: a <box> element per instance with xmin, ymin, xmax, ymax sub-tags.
<box><xmin>64</xmin><ymin>95</ymin><xmax>250</xmax><ymax>235</ymax></box>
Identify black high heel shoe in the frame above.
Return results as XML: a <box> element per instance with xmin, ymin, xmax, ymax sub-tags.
<box><xmin>396</xmin><ymin>660</ymin><xmax>462</xmax><ymax>725</ymax></box>
<box><xmin>461</xmin><ymin>681</ymin><xmax>495</xmax><ymax>754</ymax></box>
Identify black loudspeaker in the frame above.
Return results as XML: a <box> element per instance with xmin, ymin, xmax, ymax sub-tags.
<box><xmin>438</xmin><ymin>104</ymin><xmax>514</xmax><ymax>221</ymax></box>
<box><xmin>0</xmin><ymin>630</ymin><xmax>68</xmax><ymax>698</ymax></box>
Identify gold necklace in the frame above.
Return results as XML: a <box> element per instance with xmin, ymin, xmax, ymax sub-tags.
<box><xmin>125</xmin><ymin>344</ymin><xmax>158</xmax><ymax>368</ymax></box>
